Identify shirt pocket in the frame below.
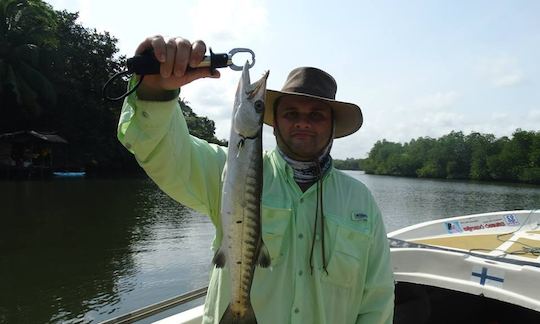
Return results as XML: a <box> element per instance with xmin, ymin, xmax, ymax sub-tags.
<box><xmin>261</xmin><ymin>206</ymin><xmax>291</xmax><ymax>268</ymax></box>
<box><xmin>321</xmin><ymin>220</ymin><xmax>370</xmax><ymax>289</ymax></box>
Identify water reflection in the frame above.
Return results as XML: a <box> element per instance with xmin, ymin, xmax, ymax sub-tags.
<box><xmin>0</xmin><ymin>178</ymin><xmax>214</xmax><ymax>323</ymax></box>
<box><xmin>0</xmin><ymin>178</ymin><xmax>156</xmax><ymax>323</ymax></box>
<box><xmin>0</xmin><ymin>174</ymin><xmax>538</xmax><ymax>323</ymax></box>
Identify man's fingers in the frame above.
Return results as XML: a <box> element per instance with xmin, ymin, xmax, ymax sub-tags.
<box><xmin>135</xmin><ymin>35</ymin><xmax>219</xmax><ymax>90</ymax></box>
<box><xmin>150</xmin><ymin>36</ymin><xmax>167</xmax><ymax>63</ymax></box>
<box><xmin>190</xmin><ymin>40</ymin><xmax>207</xmax><ymax>68</ymax></box>
<box><xmin>135</xmin><ymin>36</ymin><xmax>166</xmax><ymax>62</ymax></box>
<box><xmin>134</xmin><ymin>36</ymin><xmax>153</xmax><ymax>55</ymax></box>
<box><xmin>173</xmin><ymin>38</ymin><xmax>192</xmax><ymax>77</ymax></box>
<box><xmin>160</xmin><ymin>38</ymin><xmax>178</xmax><ymax>78</ymax></box>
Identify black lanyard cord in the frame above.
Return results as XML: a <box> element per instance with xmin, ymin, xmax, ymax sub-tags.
<box><xmin>102</xmin><ymin>70</ymin><xmax>144</xmax><ymax>102</ymax></box>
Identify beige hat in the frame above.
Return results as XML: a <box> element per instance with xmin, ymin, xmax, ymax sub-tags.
<box><xmin>264</xmin><ymin>67</ymin><xmax>363</xmax><ymax>138</ymax></box>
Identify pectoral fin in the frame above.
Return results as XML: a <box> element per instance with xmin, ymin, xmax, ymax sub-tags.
<box><xmin>257</xmin><ymin>239</ymin><xmax>271</xmax><ymax>268</ymax></box>
<box><xmin>212</xmin><ymin>248</ymin><xmax>226</xmax><ymax>268</ymax></box>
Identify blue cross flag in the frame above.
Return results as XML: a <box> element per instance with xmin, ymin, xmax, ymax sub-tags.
<box><xmin>471</xmin><ymin>266</ymin><xmax>505</xmax><ymax>288</ymax></box>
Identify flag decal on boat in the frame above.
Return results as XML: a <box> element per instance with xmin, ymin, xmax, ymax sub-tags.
<box><xmin>503</xmin><ymin>214</ymin><xmax>520</xmax><ymax>226</ymax></box>
<box><xmin>471</xmin><ymin>266</ymin><xmax>505</xmax><ymax>287</ymax></box>
<box><xmin>445</xmin><ymin>221</ymin><xmax>463</xmax><ymax>234</ymax></box>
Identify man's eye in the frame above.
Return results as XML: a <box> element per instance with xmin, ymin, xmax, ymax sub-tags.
<box><xmin>284</xmin><ymin>112</ymin><xmax>298</xmax><ymax>119</ymax></box>
<box><xmin>310</xmin><ymin>112</ymin><xmax>325</xmax><ymax>121</ymax></box>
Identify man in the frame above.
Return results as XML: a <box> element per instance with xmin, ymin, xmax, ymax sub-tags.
<box><xmin>118</xmin><ymin>36</ymin><xmax>394</xmax><ymax>324</ymax></box>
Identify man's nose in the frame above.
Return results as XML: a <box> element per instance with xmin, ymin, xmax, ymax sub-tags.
<box><xmin>294</xmin><ymin>114</ymin><xmax>311</xmax><ymax>128</ymax></box>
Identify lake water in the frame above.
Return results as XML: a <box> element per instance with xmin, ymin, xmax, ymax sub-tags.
<box><xmin>1</xmin><ymin>172</ymin><xmax>539</xmax><ymax>323</ymax></box>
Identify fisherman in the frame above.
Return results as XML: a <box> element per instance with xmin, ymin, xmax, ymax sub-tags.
<box><xmin>118</xmin><ymin>36</ymin><xmax>395</xmax><ymax>324</ymax></box>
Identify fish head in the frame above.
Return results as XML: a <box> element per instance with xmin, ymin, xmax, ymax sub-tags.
<box><xmin>233</xmin><ymin>62</ymin><xmax>269</xmax><ymax>138</ymax></box>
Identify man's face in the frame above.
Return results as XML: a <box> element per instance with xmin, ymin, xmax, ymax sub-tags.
<box><xmin>274</xmin><ymin>95</ymin><xmax>333</xmax><ymax>161</ymax></box>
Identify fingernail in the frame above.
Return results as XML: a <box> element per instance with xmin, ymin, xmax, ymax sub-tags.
<box><xmin>159</xmin><ymin>54</ymin><xmax>166</xmax><ymax>62</ymax></box>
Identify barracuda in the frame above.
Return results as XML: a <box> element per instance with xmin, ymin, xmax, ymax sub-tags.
<box><xmin>212</xmin><ymin>64</ymin><xmax>271</xmax><ymax>324</ymax></box>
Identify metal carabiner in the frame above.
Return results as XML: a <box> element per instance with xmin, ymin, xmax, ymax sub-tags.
<box><xmin>190</xmin><ymin>48</ymin><xmax>255</xmax><ymax>71</ymax></box>
<box><xmin>227</xmin><ymin>48</ymin><xmax>256</xmax><ymax>71</ymax></box>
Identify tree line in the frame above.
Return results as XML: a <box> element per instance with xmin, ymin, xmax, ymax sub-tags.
<box><xmin>359</xmin><ymin>130</ymin><xmax>540</xmax><ymax>184</ymax></box>
<box><xmin>0</xmin><ymin>0</ymin><xmax>223</xmax><ymax>174</ymax></box>
<box><xmin>333</xmin><ymin>158</ymin><xmax>363</xmax><ymax>170</ymax></box>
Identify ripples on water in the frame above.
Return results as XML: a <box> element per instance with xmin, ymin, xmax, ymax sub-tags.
<box><xmin>0</xmin><ymin>173</ymin><xmax>538</xmax><ymax>323</ymax></box>
<box><xmin>349</xmin><ymin>171</ymin><xmax>540</xmax><ymax>232</ymax></box>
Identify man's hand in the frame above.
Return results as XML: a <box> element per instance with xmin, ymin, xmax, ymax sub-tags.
<box><xmin>134</xmin><ymin>36</ymin><xmax>220</xmax><ymax>99</ymax></box>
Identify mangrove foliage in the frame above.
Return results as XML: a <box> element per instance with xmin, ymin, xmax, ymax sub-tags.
<box><xmin>362</xmin><ymin>130</ymin><xmax>540</xmax><ymax>184</ymax></box>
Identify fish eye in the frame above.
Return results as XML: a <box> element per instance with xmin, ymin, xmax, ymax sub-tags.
<box><xmin>254</xmin><ymin>100</ymin><xmax>264</xmax><ymax>113</ymax></box>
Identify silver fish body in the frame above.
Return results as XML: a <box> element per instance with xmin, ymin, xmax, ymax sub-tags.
<box><xmin>213</xmin><ymin>64</ymin><xmax>270</xmax><ymax>324</ymax></box>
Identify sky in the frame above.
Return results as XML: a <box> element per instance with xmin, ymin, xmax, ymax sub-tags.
<box><xmin>45</xmin><ymin>0</ymin><xmax>540</xmax><ymax>159</ymax></box>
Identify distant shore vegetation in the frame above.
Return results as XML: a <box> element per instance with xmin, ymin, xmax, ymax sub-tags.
<box><xmin>335</xmin><ymin>130</ymin><xmax>540</xmax><ymax>184</ymax></box>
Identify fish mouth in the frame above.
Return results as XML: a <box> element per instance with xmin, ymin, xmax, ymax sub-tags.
<box><xmin>247</xmin><ymin>70</ymin><xmax>270</xmax><ymax>99</ymax></box>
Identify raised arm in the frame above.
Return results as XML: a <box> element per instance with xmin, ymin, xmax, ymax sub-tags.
<box><xmin>117</xmin><ymin>36</ymin><xmax>226</xmax><ymax>223</ymax></box>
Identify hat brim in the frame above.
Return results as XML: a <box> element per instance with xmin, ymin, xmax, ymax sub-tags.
<box><xmin>264</xmin><ymin>89</ymin><xmax>363</xmax><ymax>138</ymax></box>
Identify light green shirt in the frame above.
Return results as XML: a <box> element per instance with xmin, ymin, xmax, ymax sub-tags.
<box><xmin>118</xmin><ymin>93</ymin><xmax>394</xmax><ymax>324</ymax></box>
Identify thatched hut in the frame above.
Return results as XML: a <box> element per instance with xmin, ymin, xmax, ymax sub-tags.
<box><xmin>0</xmin><ymin>130</ymin><xmax>68</xmax><ymax>178</ymax></box>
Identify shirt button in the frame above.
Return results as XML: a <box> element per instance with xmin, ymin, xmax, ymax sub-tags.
<box><xmin>294</xmin><ymin>308</ymin><xmax>300</xmax><ymax>314</ymax></box>
<box><xmin>299</xmin><ymin>198</ymin><xmax>304</xmax><ymax>203</ymax></box>
<box><xmin>142</xmin><ymin>111</ymin><xmax>149</xmax><ymax>118</ymax></box>
<box><xmin>298</xmin><ymin>270</ymin><xmax>303</xmax><ymax>276</ymax></box>
<box><xmin>298</xmin><ymin>233</ymin><xmax>303</xmax><ymax>239</ymax></box>
<box><xmin>315</xmin><ymin>234</ymin><xmax>320</xmax><ymax>241</ymax></box>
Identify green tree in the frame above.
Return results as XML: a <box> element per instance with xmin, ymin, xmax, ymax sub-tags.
<box><xmin>334</xmin><ymin>158</ymin><xmax>361</xmax><ymax>170</ymax></box>
<box><xmin>513</xmin><ymin>129</ymin><xmax>540</xmax><ymax>183</ymax></box>
<box><xmin>362</xmin><ymin>129</ymin><xmax>539</xmax><ymax>184</ymax></box>
<box><xmin>180</xmin><ymin>99</ymin><xmax>227</xmax><ymax>146</ymax></box>
<box><xmin>34</xmin><ymin>10</ymin><xmax>127</xmax><ymax>172</ymax></box>
<box><xmin>0</xmin><ymin>0</ymin><xmax>58</xmax><ymax>130</ymax></box>
<box><xmin>486</xmin><ymin>136</ymin><xmax>512</xmax><ymax>180</ymax></box>
<box><xmin>416</xmin><ymin>160</ymin><xmax>444</xmax><ymax>178</ymax></box>
<box><xmin>440</xmin><ymin>131</ymin><xmax>470</xmax><ymax>179</ymax></box>
<box><xmin>416</xmin><ymin>138</ymin><xmax>446</xmax><ymax>178</ymax></box>
<box><xmin>467</xmin><ymin>132</ymin><xmax>495</xmax><ymax>180</ymax></box>
<box><xmin>363</xmin><ymin>139</ymin><xmax>403</xmax><ymax>174</ymax></box>
<box><xmin>487</xmin><ymin>130</ymin><xmax>535</xmax><ymax>182</ymax></box>
<box><xmin>404</xmin><ymin>137</ymin><xmax>435</xmax><ymax>175</ymax></box>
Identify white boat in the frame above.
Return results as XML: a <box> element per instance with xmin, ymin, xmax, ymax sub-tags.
<box><xmin>390</xmin><ymin>209</ymin><xmax>540</xmax><ymax>323</ymax></box>
<box><xmin>100</xmin><ymin>209</ymin><xmax>540</xmax><ymax>324</ymax></box>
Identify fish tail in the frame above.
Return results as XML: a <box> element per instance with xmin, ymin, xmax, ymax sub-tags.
<box><xmin>219</xmin><ymin>303</ymin><xmax>258</xmax><ymax>324</ymax></box>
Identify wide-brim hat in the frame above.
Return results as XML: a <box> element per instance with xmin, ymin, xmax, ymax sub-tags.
<box><xmin>264</xmin><ymin>67</ymin><xmax>363</xmax><ymax>138</ymax></box>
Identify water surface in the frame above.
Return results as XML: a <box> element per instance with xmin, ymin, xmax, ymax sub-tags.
<box><xmin>0</xmin><ymin>173</ymin><xmax>538</xmax><ymax>323</ymax></box>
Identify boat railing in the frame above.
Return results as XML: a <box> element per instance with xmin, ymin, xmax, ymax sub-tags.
<box><xmin>98</xmin><ymin>286</ymin><xmax>208</xmax><ymax>324</ymax></box>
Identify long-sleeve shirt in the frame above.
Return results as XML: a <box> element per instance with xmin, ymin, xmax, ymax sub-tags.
<box><xmin>117</xmin><ymin>92</ymin><xmax>394</xmax><ymax>324</ymax></box>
